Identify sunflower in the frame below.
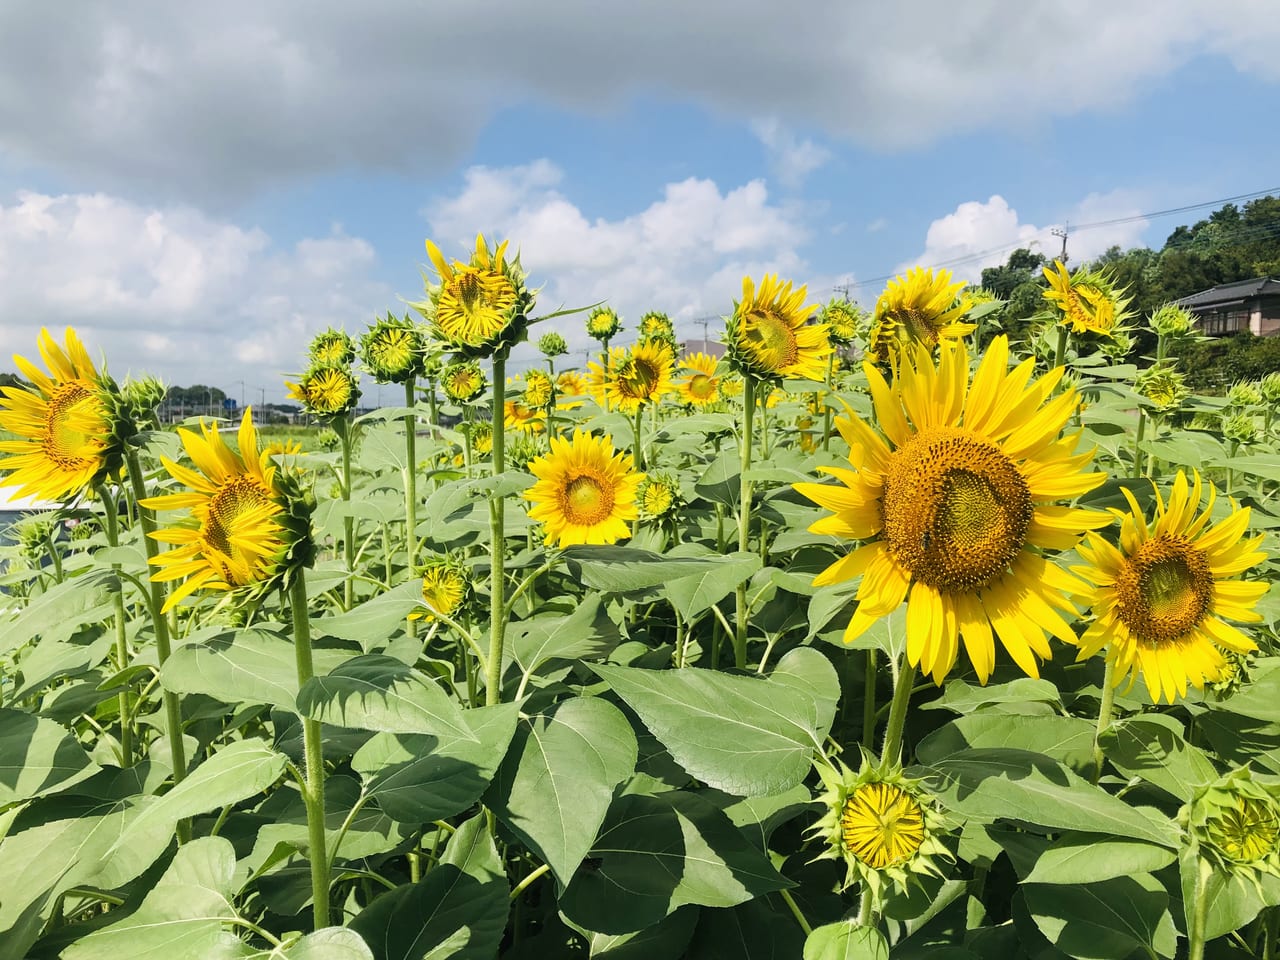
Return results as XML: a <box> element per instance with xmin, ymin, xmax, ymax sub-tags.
<box><xmin>822</xmin><ymin>298</ymin><xmax>863</xmax><ymax>345</ymax></box>
<box><xmin>586</xmin><ymin>306</ymin><xmax>621</xmax><ymax>342</ymax></box>
<box><xmin>676</xmin><ymin>352</ymin><xmax>723</xmax><ymax>407</ymax></box>
<box><xmin>524</xmin><ymin>430</ymin><xmax>643</xmax><ymax>547</ymax></box>
<box><xmin>639</xmin><ymin>310</ymin><xmax>676</xmax><ymax>345</ymax></box>
<box><xmin>263</xmin><ymin>438</ymin><xmax>304</xmax><ymax>459</ymax></box>
<box><xmin>0</xmin><ymin>328</ymin><xmax>131</xmax><ymax>502</ymax></box>
<box><xmin>588</xmin><ymin>341</ymin><xmax>674</xmax><ymax>415</ymax></box>
<box><xmin>556</xmin><ymin>370</ymin><xmax>588</xmax><ymax>410</ymax></box>
<box><xmin>1072</xmin><ymin>471</ymin><xmax>1268</xmax><ymax>703</ymax></box>
<box><xmin>812</xmin><ymin>756</ymin><xmax>951</xmax><ymax>898</ymax></box>
<box><xmin>309</xmin><ymin>329</ymin><xmax>356</xmax><ymax>367</ymax></box>
<box><xmin>795</xmin><ymin>336</ymin><xmax>1110</xmax><ymax>683</ymax></box>
<box><xmin>464</xmin><ymin>420</ymin><xmax>494</xmax><ymax>457</ymax></box>
<box><xmin>637</xmin><ymin>473</ymin><xmax>680</xmax><ymax>520</ymax></box>
<box><xmin>523</xmin><ymin>368</ymin><xmax>554</xmax><ymax>408</ymax></box>
<box><xmin>360</xmin><ymin>314</ymin><xmax>423</xmax><ymax>383</ymax></box>
<box><xmin>538</xmin><ymin>331</ymin><xmax>568</xmax><ymax>358</ymax></box>
<box><xmin>504</xmin><ymin>399</ymin><xmax>545</xmax><ymax>435</ymax></box>
<box><xmin>409</xmin><ymin>558</ymin><xmax>469</xmax><ymax>622</ymax></box>
<box><xmin>1186</xmin><ymin>769</ymin><xmax>1280</xmax><ymax>887</ymax></box>
<box><xmin>869</xmin><ymin>267</ymin><xmax>974</xmax><ymax>364</ymax></box>
<box><xmin>441</xmin><ymin>361</ymin><xmax>486</xmax><ymax>403</ymax></box>
<box><xmin>414</xmin><ymin>234</ymin><xmax>532</xmax><ymax>357</ymax></box>
<box><xmin>285</xmin><ymin>366</ymin><xmax>361</xmax><ymax>418</ymax></box>
<box><xmin>140</xmin><ymin>410</ymin><xmax>314</xmax><ymax>611</ymax></box>
<box><xmin>1136</xmin><ymin>362</ymin><xmax>1189</xmax><ymax>415</ymax></box>
<box><xmin>726</xmin><ymin>274</ymin><xmax>829</xmax><ymax>382</ymax></box>
<box><xmin>1041</xmin><ymin>260</ymin><xmax>1132</xmax><ymax>337</ymax></box>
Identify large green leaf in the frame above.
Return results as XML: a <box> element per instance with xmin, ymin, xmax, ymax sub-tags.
<box><xmin>768</xmin><ymin>647</ymin><xmax>841</xmax><ymax>750</ymax></box>
<box><xmin>353</xmin><ymin>703</ymin><xmax>519</xmax><ymax>824</ymax></box>
<box><xmin>1207</xmin><ymin>657</ymin><xmax>1280</xmax><ymax>723</ymax></box>
<box><xmin>1023</xmin><ymin>832</ymin><xmax>1177</xmax><ymax>885</ymax></box>
<box><xmin>246</xmin><ymin>929</ymin><xmax>374</xmax><ymax>960</ymax></box>
<box><xmin>921</xmin><ymin>749</ymin><xmax>1178</xmax><ymax>848</ymax></box>
<box><xmin>0</xmin><ymin>569</ymin><xmax>116</xmax><ymax>654</ymax></box>
<box><xmin>62</xmin><ymin>837</ymin><xmax>249</xmax><ymax>960</ymax></box>
<box><xmin>920</xmin><ymin>677</ymin><xmax>1062</xmax><ymax>715</ymax></box>
<box><xmin>507</xmin><ymin>596</ymin><xmax>620</xmax><ymax>678</ymax></box>
<box><xmin>0</xmin><ymin>708</ymin><xmax>100</xmax><ymax>807</ymax></box>
<box><xmin>1100</xmin><ymin>715</ymin><xmax>1218</xmax><ymax>801</ymax></box>
<box><xmin>917</xmin><ymin>714</ymin><xmax>1096</xmax><ymax>774</ymax></box>
<box><xmin>297</xmin><ymin>654</ymin><xmax>474</xmax><ymax>740</ymax></box>
<box><xmin>486</xmin><ymin>697</ymin><xmax>637</xmax><ymax>886</ymax></box>
<box><xmin>803</xmin><ymin>922</ymin><xmax>889</xmax><ymax>960</ymax></box>
<box><xmin>684</xmin><ymin>900</ymin><xmax>806</xmax><ymax>959</ymax></box>
<box><xmin>593</xmin><ymin>662</ymin><xmax>830</xmax><ymax>796</ymax></box>
<box><xmin>664</xmin><ymin>552</ymin><xmax>762</xmax><ymax>621</ymax></box>
<box><xmin>586</xmin><ymin>907</ymin><xmax>698</xmax><ymax>958</ymax></box>
<box><xmin>350</xmin><ymin>814</ymin><xmax>508</xmax><ymax>960</ymax></box>
<box><xmin>1023</xmin><ymin>874</ymin><xmax>1177</xmax><ymax>960</ymax></box>
<box><xmin>563</xmin><ymin>546</ymin><xmax>725</xmax><ymax>593</ymax></box>
<box><xmin>694</xmin><ymin>449</ymin><xmax>742</xmax><ymax>509</ymax></box>
<box><xmin>159</xmin><ymin>628</ymin><xmax>350</xmax><ymax>711</ymax></box>
<box><xmin>559</xmin><ymin>791</ymin><xmax>790</xmax><ymax>935</ymax></box>
<box><xmin>314</xmin><ymin>581</ymin><xmax>423</xmax><ymax>647</ymax></box>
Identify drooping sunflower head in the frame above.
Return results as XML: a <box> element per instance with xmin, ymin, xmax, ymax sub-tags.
<box><xmin>639</xmin><ymin>310</ymin><xmax>676</xmax><ymax>346</ymax></box>
<box><xmin>1137</xmin><ymin>362</ymin><xmax>1190</xmax><ymax>415</ymax></box>
<box><xmin>589</xmin><ymin>341</ymin><xmax>674</xmax><ymax>415</ymax></box>
<box><xmin>523</xmin><ymin>368</ymin><xmax>555</xmax><ymax>409</ymax></box>
<box><xmin>869</xmin><ymin>267</ymin><xmax>975</xmax><ymax>365</ymax></box>
<box><xmin>523</xmin><ymin>429</ymin><xmax>644</xmax><ymax>547</ymax></box>
<box><xmin>0</xmin><ymin>327</ymin><xmax>134</xmax><ymax>502</ymax></box>
<box><xmin>410</xmin><ymin>556</ymin><xmax>470</xmax><ymax>622</ymax></box>
<box><xmin>538</xmin><ymin>331</ymin><xmax>568</xmax><ymax>358</ymax></box>
<box><xmin>1149</xmin><ymin>302</ymin><xmax>1195</xmax><ymax>339</ymax></box>
<box><xmin>676</xmin><ymin>352</ymin><xmax>723</xmax><ymax>407</ymax></box>
<box><xmin>1185</xmin><ymin>768</ymin><xmax>1280</xmax><ymax>887</ymax></box>
<box><xmin>414</xmin><ymin>234</ymin><xmax>533</xmax><ymax>358</ymax></box>
<box><xmin>360</xmin><ymin>313</ymin><xmax>424</xmax><ymax>384</ymax></box>
<box><xmin>1073</xmin><ymin>470</ymin><xmax>1268</xmax><ymax>704</ymax></box>
<box><xmin>504</xmin><ymin>398</ymin><xmax>546</xmax><ymax>435</ymax></box>
<box><xmin>812</xmin><ymin>755</ymin><xmax>951</xmax><ymax>899</ymax></box>
<box><xmin>795</xmin><ymin>335</ymin><xmax>1111</xmax><ymax>684</ymax></box>
<box><xmin>285</xmin><ymin>365</ymin><xmax>361</xmax><ymax>419</ymax></box>
<box><xmin>586</xmin><ymin>306</ymin><xmax>621</xmax><ymax>342</ymax></box>
<box><xmin>309</xmin><ymin>328</ymin><xmax>356</xmax><ymax>368</ymax></box>
<box><xmin>556</xmin><ymin>370</ymin><xmax>588</xmax><ymax>410</ymax></box>
<box><xmin>726</xmin><ymin>274</ymin><xmax>829</xmax><ymax>382</ymax></box>
<box><xmin>1041</xmin><ymin>260</ymin><xmax>1133</xmax><ymax>337</ymax></box>
<box><xmin>637</xmin><ymin>472</ymin><xmax>681</xmax><ymax>520</ymax></box>
<box><xmin>140</xmin><ymin>410</ymin><xmax>315</xmax><ymax>611</ymax></box>
<box><xmin>821</xmin><ymin>298</ymin><xmax>864</xmax><ymax>345</ymax></box>
<box><xmin>441</xmin><ymin>361</ymin><xmax>487</xmax><ymax>404</ymax></box>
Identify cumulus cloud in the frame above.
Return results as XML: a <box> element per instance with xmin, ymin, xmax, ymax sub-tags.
<box><xmin>424</xmin><ymin>160</ymin><xmax>814</xmax><ymax>367</ymax></box>
<box><xmin>750</xmin><ymin>119</ymin><xmax>831</xmax><ymax>189</ymax></box>
<box><xmin>0</xmin><ymin>2</ymin><xmax>1276</xmax><ymax>200</ymax></box>
<box><xmin>0</xmin><ymin>190</ymin><xmax>393</xmax><ymax>397</ymax></box>
<box><xmin>899</xmin><ymin>192</ymin><xmax>1150</xmax><ymax>283</ymax></box>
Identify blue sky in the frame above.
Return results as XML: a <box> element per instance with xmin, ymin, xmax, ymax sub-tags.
<box><xmin>1</xmin><ymin>2</ymin><xmax>1278</xmax><ymax>397</ymax></box>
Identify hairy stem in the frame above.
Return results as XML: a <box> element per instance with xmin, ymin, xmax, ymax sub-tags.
<box><xmin>733</xmin><ymin>376</ymin><xmax>757</xmax><ymax>670</ymax></box>
<box><xmin>485</xmin><ymin>354</ymin><xmax>508</xmax><ymax>706</ymax></box>
<box><xmin>290</xmin><ymin>572</ymin><xmax>330</xmax><ymax>929</ymax></box>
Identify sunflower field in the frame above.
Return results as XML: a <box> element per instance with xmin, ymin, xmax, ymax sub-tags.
<box><xmin>2</xmin><ymin>235</ymin><xmax>1279</xmax><ymax>960</ymax></box>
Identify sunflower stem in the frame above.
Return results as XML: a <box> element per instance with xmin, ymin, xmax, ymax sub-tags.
<box><xmin>1132</xmin><ymin>408</ymin><xmax>1147</xmax><ymax>480</ymax></box>
<box><xmin>1188</xmin><ymin>855</ymin><xmax>1213</xmax><ymax>960</ymax></box>
<box><xmin>862</xmin><ymin>649</ymin><xmax>878</xmax><ymax>751</ymax></box>
<box><xmin>778</xmin><ymin>888</ymin><xmax>813</xmax><ymax>937</ymax></box>
<box><xmin>881</xmin><ymin>658</ymin><xmax>917</xmax><ymax>764</ymax></box>
<box><xmin>632</xmin><ymin>405</ymin><xmax>645</xmax><ymax>470</ymax></box>
<box><xmin>600</xmin><ymin>338</ymin><xmax>611</xmax><ymax>413</ymax></box>
<box><xmin>486</xmin><ymin>353</ymin><xmax>508</xmax><ymax>706</ymax></box>
<box><xmin>822</xmin><ymin>351</ymin><xmax>835</xmax><ymax>453</ymax></box>
<box><xmin>733</xmin><ymin>376</ymin><xmax>757</xmax><ymax>670</ymax></box>
<box><xmin>1052</xmin><ymin>325</ymin><xmax>1068</xmax><ymax>376</ymax></box>
<box><xmin>98</xmin><ymin>484</ymin><xmax>133</xmax><ymax>767</ymax></box>
<box><xmin>759</xmin><ymin>387</ymin><xmax>771</xmax><ymax>459</ymax></box>
<box><xmin>338</xmin><ymin>417</ymin><xmax>355</xmax><ymax>611</ymax></box>
<box><xmin>403</xmin><ymin>378</ymin><xmax>419</xmax><ymax>578</ymax></box>
<box><xmin>289</xmin><ymin>571</ymin><xmax>330</xmax><ymax>930</ymax></box>
<box><xmin>124</xmin><ymin>448</ymin><xmax>190</xmax><ymax>838</ymax></box>
<box><xmin>1092</xmin><ymin>657</ymin><xmax>1117</xmax><ymax>785</ymax></box>
<box><xmin>856</xmin><ymin>886</ymin><xmax>877</xmax><ymax>927</ymax></box>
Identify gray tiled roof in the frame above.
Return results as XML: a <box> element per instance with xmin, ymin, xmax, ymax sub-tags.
<box><xmin>1175</xmin><ymin>277</ymin><xmax>1280</xmax><ymax>309</ymax></box>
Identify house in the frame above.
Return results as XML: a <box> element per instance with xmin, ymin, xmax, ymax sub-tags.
<box><xmin>1175</xmin><ymin>277</ymin><xmax>1280</xmax><ymax>337</ymax></box>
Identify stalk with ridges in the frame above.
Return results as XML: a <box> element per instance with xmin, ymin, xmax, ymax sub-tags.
<box><xmin>485</xmin><ymin>354</ymin><xmax>508</xmax><ymax>706</ymax></box>
<box><xmin>290</xmin><ymin>571</ymin><xmax>330</xmax><ymax>929</ymax></box>
<box><xmin>733</xmin><ymin>375</ymin><xmax>757</xmax><ymax>670</ymax></box>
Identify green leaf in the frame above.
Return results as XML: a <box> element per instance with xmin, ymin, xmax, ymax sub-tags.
<box><xmin>559</xmin><ymin>791</ymin><xmax>790</xmax><ymax>935</ymax></box>
<box><xmin>694</xmin><ymin>449</ymin><xmax>741</xmax><ymax>509</ymax></box>
<box><xmin>246</xmin><ymin>928</ymin><xmax>374</xmax><ymax>960</ymax></box>
<box><xmin>664</xmin><ymin>552</ymin><xmax>762</xmax><ymax>621</ymax></box>
<box><xmin>350</xmin><ymin>814</ymin><xmax>508</xmax><ymax>960</ymax></box>
<box><xmin>62</xmin><ymin>837</ymin><xmax>248</xmax><ymax>960</ymax></box>
<box><xmin>353</xmin><ymin>703</ymin><xmax>519</xmax><ymax>824</ymax></box>
<box><xmin>769</xmin><ymin>647</ymin><xmax>841</xmax><ymax>748</ymax></box>
<box><xmin>357</xmin><ymin>422</ymin><xmax>410</xmax><ymax>471</ymax></box>
<box><xmin>1</xmin><ymin>570</ymin><xmax>116</xmax><ymax>655</ymax></box>
<box><xmin>917</xmin><ymin>715</ymin><xmax>1096</xmax><ymax>774</ymax></box>
<box><xmin>594</xmin><ymin>663</ymin><xmax>828</xmax><ymax>796</ymax></box>
<box><xmin>685</xmin><ymin>900</ymin><xmax>806</xmax><ymax>959</ymax></box>
<box><xmin>1100</xmin><ymin>715</ymin><xmax>1219</xmax><ymax>801</ymax></box>
<box><xmin>159</xmin><ymin>627</ymin><xmax>351</xmax><ymax>711</ymax></box>
<box><xmin>922</xmin><ymin>749</ymin><xmax>1178</xmax><ymax>848</ymax></box>
<box><xmin>1023</xmin><ymin>874</ymin><xmax>1177</xmax><ymax>960</ymax></box>
<box><xmin>563</xmin><ymin>546</ymin><xmax>725</xmax><ymax>593</ymax></box>
<box><xmin>297</xmin><ymin>654</ymin><xmax>474</xmax><ymax>740</ymax></box>
<box><xmin>487</xmin><ymin>697</ymin><xmax>636</xmax><ymax>886</ymax></box>
<box><xmin>920</xmin><ymin>677</ymin><xmax>1062</xmax><ymax>715</ymax></box>
<box><xmin>315</xmin><ymin>581</ymin><xmax>424</xmax><ymax>648</ymax></box>
<box><xmin>803</xmin><ymin>922</ymin><xmax>889</xmax><ymax>960</ymax></box>
<box><xmin>508</xmin><ymin>596</ymin><xmax>620</xmax><ymax>677</ymax></box>
<box><xmin>1023</xmin><ymin>833</ymin><xmax>1177</xmax><ymax>885</ymax></box>
<box><xmin>586</xmin><ymin>906</ymin><xmax>698</xmax><ymax>958</ymax></box>
<box><xmin>0</xmin><ymin>709</ymin><xmax>100</xmax><ymax>807</ymax></box>
<box><xmin>1207</xmin><ymin>657</ymin><xmax>1280</xmax><ymax>723</ymax></box>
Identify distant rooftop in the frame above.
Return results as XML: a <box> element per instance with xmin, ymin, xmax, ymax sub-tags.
<box><xmin>1174</xmin><ymin>277</ymin><xmax>1280</xmax><ymax>310</ymax></box>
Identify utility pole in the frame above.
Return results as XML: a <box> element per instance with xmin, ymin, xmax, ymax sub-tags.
<box><xmin>833</xmin><ymin>282</ymin><xmax>853</xmax><ymax>301</ymax></box>
<box><xmin>1051</xmin><ymin>224</ymin><xmax>1069</xmax><ymax>264</ymax></box>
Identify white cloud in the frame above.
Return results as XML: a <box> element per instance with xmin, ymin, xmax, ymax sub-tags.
<box><xmin>0</xmin><ymin>3</ymin><xmax>1276</xmax><ymax>201</ymax></box>
<box><xmin>424</xmin><ymin>160</ymin><xmax>814</xmax><ymax>366</ymax></box>
<box><xmin>899</xmin><ymin>192</ymin><xmax>1150</xmax><ymax>284</ymax></box>
<box><xmin>750</xmin><ymin>119</ymin><xmax>831</xmax><ymax>189</ymax></box>
<box><xmin>0</xmin><ymin>190</ymin><xmax>392</xmax><ymax>398</ymax></box>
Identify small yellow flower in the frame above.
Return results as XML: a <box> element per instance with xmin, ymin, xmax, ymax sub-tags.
<box><xmin>523</xmin><ymin>368</ymin><xmax>554</xmax><ymax>408</ymax></box>
<box><xmin>415</xmin><ymin>234</ymin><xmax>533</xmax><ymax>357</ymax></box>
<box><xmin>441</xmin><ymin>361</ymin><xmax>486</xmax><ymax>403</ymax></box>
<box><xmin>410</xmin><ymin>558</ymin><xmax>469</xmax><ymax>622</ymax></box>
<box><xmin>1042</xmin><ymin>260</ymin><xmax>1132</xmax><ymax>337</ymax></box>
<box><xmin>360</xmin><ymin>314</ymin><xmax>423</xmax><ymax>383</ymax></box>
<box><xmin>309</xmin><ymin>329</ymin><xmax>356</xmax><ymax>367</ymax></box>
<box><xmin>556</xmin><ymin>370</ymin><xmax>588</xmax><ymax>410</ymax></box>
<box><xmin>676</xmin><ymin>352</ymin><xmax>722</xmax><ymax>407</ymax></box>
<box><xmin>589</xmin><ymin>341</ymin><xmax>674</xmax><ymax>415</ymax></box>
<box><xmin>524</xmin><ymin>430</ymin><xmax>643</xmax><ymax>547</ymax></box>
<box><xmin>504</xmin><ymin>399</ymin><xmax>545</xmax><ymax>435</ymax></box>
<box><xmin>869</xmin><ymin>267</ymin><xmax>974</xmax><ymax>364</ymax></box>
<box><xmin>637</xmin><ymin>473</ymin><xmax>680</xmax><ymax>520</ymax></box>
<box><xmin>727</xmin><ymin>274</ymin><xmax>829</xmax><ymax>381</ymax></box>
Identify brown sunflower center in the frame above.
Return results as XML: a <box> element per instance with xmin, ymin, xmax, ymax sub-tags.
<box><xmin>901</xmin><ymin>308</ymin><xmax>943</xmax><ymax>344</ymax></box>
<box><xmin>741</xmin><ymin>310</ymin><xmax>798</xmax><ymax>370</ymax></box>
<box><xmin>204</xmin><ymin>475</ymin><xmax>277</xmax><ymax>582</ymax></box>
<box><xmin>1114</xmin><ymin>534</ymin><xmax>1212</xmax><ymax>646</ymax></box>
<box><xmin>620</xmin><ymin>358</ymin><xmax>660</xmax><ymax>400</ymax></box>
<box><xmin>43</xmin><ymin>382</ymin><xmax>104</xmax><ymax>468</ymax></box>
<box><xmin>562</xmin><ymin>474</ymin><xmax>614</xmax><ymax>526</ymax></box>
<box><xmin>841</xmin><ymin>782</ymin><xmax>926</xmax><ymax>869</ymax></box>
<box><xmin>881</xmin><ymin>427</ymin><xmax>1032</xmax><ymax>592</ymax></box>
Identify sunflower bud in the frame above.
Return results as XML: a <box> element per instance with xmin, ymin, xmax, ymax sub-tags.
<box><xmin>119</xmin><ymin>375</ymin><xmax>167</xmax><ymax>424</ymax></box>
<box><xmin>285</xmin><ymin>366</ymin><xmax>362</xmax><ymax>419</ymax></box>
<box><xmin>360</xmin><ymin>313</ymin><xmax>424</xmax><ymax>384</ymax></box>
<box><xmin>1259</xmin><ymin>372</ymin><xmax>1280</xmax><ymax>405</ymax></box>
<box><xmin>821</xmin><ymin>298</ymin><xmax>864</xmax><ymax>345</ymax></box>
<box><xmin>637</xmin><ymin>472</ymin><xmax>681</xmax><ymax>520</ymax></box>
<box><xmin>1222</xmin><ymin>412</ymin><xmax>1259</xmax><ymax>446</ymax></box>
<box><xmin>1149</xmin><ymin>303</ymin><xmax>1195</xmax><ymax>339</ymax></box>
<box><xmin>1227</xmin><ymin>380</ymin><xmax>1263</xmax><ymax>408</ymax></box>
<box><xmin>410</xmin><ymin>555</ymin><xmax>470</xmax><ymax>622</ymax></box>
<box><xmin>309</xmin><ymin>328</ymin><xmax>356</xmax><ymax>368</ymax></box>
<box><xmin>586</xmin><ymin>306</ymin><xmax>622</xmax><ymax>343</ymax></box>
<box><xmin>1137</xmin><ymin>363</ymin><xmax>1189</xmax><ymax>414</ymax></box>
<box><xmin>523</xmin><ymin>368</ymin><xmax>555</xmax><ymax>409</ymax></box>
<box><xmin>638</xmin><ymin>310</ymin><xmax>677</xmax><ymax>347</ymax></box>
<box><xmin>1184</xmin><ymin>768</ymin><xmax>1280</xmax><ymax>889</ymax></box>
<box><xmin>441</xmin><ymin>361</ymin><xmax>486</xmax><ymax>404</ymax></box>
<box><xmin>538</xmin><ymin>332</ymin><xmax>568</xmax><ymax>358</ymax></box>
<box><xmin>1042</xmin><ymin>261</ymin><xmax>1134</xmax><ymax>338</ymax></box>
